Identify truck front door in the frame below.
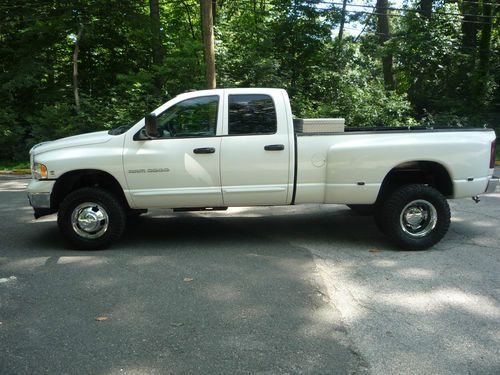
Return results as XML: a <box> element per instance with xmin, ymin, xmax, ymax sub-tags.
<box><xmin>123</xmin><ymin>95</ymin><xmax>223</xmax><ymax>208</ymax></box>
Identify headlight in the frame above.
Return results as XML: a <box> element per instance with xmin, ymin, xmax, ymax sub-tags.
<box><xmin>32</xmin><ymin>162</ymin><xmax>48</xmax><ymax>179</ymax></box>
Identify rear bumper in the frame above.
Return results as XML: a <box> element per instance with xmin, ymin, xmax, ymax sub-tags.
<box><xmin>485</xmin><ymin>176</ymin><xmax>499</xmax><ymax>194</ymax></box>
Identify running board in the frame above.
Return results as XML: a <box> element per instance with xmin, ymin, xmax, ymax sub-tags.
<box><xmin>173</xmin><ymin>207</ymin><xmax>228</xmax><ymax>212</ymax></box>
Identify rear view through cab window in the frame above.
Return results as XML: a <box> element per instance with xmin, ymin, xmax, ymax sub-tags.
<box><xmin>228</xmin><ymin>94</ymin><xmax>277</xmax><ymax>135</ymax></box>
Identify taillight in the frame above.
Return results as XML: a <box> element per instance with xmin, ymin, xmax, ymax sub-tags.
<box><xmin>491</xmin><ymin>140</ymin><xmax>497</xmax><ymax>169</ymax></box>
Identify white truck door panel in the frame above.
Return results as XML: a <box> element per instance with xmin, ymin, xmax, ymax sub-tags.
<box><xmin>123</xmin><ymin>137</ymin><xmax>223</xmax><ymax>208</ymax></box>
<box><xmin>123</xmin><ymin>94</ymin><xmax>223</xmax><ymax>208</ymax></box>
<box><xmin>220</xmin><ymin>91</ymin><xmax>292</xmax><ymax>206</ymax></box>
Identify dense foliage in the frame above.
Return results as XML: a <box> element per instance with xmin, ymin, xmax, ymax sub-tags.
<box><xmin>0</xmin><ymin>0</ymin><xmax>498</xmax><ymax>161</ymax></box>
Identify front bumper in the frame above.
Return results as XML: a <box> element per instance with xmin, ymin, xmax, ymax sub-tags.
<box><xmin>28</xmin><ymin>192</ymin><xmax>51</xmax><ymax>208</ymax></box>
<box><xmin>485</xmin><ymin>176</ymin><xmax>499</xmax><ymax>194</ymax></box>
<box><xmin>28</xmin><ymin>192</ymin><xmax>55</xmax><ymax>218</ymax></box>
<box><xmin>27</xmin><ymin>179</ymin><xmax>56</xmax><ymax>218</ymax></box>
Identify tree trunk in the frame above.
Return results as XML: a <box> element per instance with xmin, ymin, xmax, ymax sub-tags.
<box><xmin>376</xmin><ymin>0</ymin><xmax>395</xmax><ymax>90</ymax></box>
<box><xmin>149</xmin><ymin>0</ymin><xmax>165</xmax><ymax>94</ymax></box>
<box><xmin>461</xmin><ymin>1</ymin><xmax>479</xmax><ymax>51</ymax></box>
<box><xmin>419</xmin><ymin>0</ymin><xmax>433</xmax><ymax>19</ymax></box>
<box><xmin>181</xmin><ymin>0</ymin><xmax>196</xmax><ymax>40</ymax></box>
<box><xmin>478</xmin><ymin>2</ymin><xmax>492</xmax><ymax>72</ymax></box>
<box><xmin>201</xmin><ymin>0</ymin><xmax>216</xmax><ymax>89</ymax></box>
<box><xmin>475</xmin><ymin>1</ymin><xmax>493</xmax><ymax>103</ymax></box>
<box><xmin>212</xmin><ymin>0</ymin><xmax>217</xmax><ymax>25</ymax></box>
<box><xmin>149</xmin><ymin>0</ymin><xmax>163</xmax><ymax>66</ymax></box>
<box><xmin>337</xmin><ymin>0</ymin><xmax>348</xmax><ymax>41</ymax></box>
<box><xmin>73</xmin><ymin>25</ymin><xmax>83</xmax><ymax>114</ymax></box>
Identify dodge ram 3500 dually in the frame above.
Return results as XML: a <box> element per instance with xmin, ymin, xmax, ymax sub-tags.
<box><xmin>27</xmin><ymin>88</ymin><xmax>498</xmax><ymax>250</ymax></box>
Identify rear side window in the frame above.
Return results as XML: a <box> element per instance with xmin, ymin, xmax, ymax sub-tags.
<box><xmin>228</xmin><ymin>94</ymin><xmax>277</xmax><ymax>135</ymax></box>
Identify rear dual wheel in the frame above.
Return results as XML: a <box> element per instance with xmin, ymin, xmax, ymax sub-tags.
<box><xmin>375</xmin><ymin>184</ymin><xmax>450</xmax><ymax>250</ymax></box>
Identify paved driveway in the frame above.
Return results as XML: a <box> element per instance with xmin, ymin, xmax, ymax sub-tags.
<box><xmin>0</xmin><ymin>175</ymin><xmax>358</xmax><ymax>375</ymax></box>
<box><xmin>1</xmin><ymin>173</ymin><xmax>499</xmax><ymax>374</ymax></box>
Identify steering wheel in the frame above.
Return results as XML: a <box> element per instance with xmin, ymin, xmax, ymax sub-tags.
<box><xmin>166</xmin><ymin>122</ymin><xmax>177</xmax><ymax>137</ymax></box>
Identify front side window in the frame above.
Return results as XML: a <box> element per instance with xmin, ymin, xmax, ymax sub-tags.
<box><xmin>156</xmin><ymin>95</ymin><xmax>219</xmax><ymax>138</ymax></box>
<box><xmin>228</xmin><ymin>94</ymin><xmax>277</xmax><ymax>135</ymax></box>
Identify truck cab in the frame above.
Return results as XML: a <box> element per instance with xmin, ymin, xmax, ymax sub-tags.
<box><xmin>123</xmin><ymin>88</ymin><xmax>295</xmax><ymax>209</ymax></box>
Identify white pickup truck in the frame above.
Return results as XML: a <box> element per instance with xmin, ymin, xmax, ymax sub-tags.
<box><xmin>27</xmin><ymin>88</ymin><xmax>498</xmax><ymax>250</ymax></box>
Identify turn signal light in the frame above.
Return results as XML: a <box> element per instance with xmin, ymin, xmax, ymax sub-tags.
<box><xmin>33</xmin><ymin>163</ymin><xmax>48</xmax><ymax>179</ymax></box>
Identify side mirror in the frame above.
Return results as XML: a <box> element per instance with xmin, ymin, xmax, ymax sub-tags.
<box><xmin>145</xmin><ymin>113</ymin><xmax>159</xmax><ymax>138</ymax></box>
<box><xmin>133</xmin><ymin>128</ymin><xmax>150</xmax><ymax>141</ymax></box>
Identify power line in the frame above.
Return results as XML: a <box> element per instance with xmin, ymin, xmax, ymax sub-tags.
<box><xmin>1</xmin><ymin>0</ymin><xmax>497</xmax><ymax>26</ymax></box>
<box><xmin>233</xmin><ymin>0</ymin><xmax>500</xmax><ymax>12</ymax></box>
<box><xmin>318</xmin><ymin>1</ymin><xmax>500</xmax><ymax>20</ymax></box>
<box><xmin>226</xmin><ymin>0</ymin><xmax>499</xmax><ymax>24</ymax></box>
<box><xmin>342</xmin><ymin>9</ymin><xmax>494</xmax><ymax>25</ymax></box>
<box><xmin>207</xmin><ymin>0</ymin><xmax>499</xmax><ymax>25</ymax></box>
<box><xmin>460</xmin><ymin>0</ymin><xmax>498</xmax><ymax>6</ymax></box>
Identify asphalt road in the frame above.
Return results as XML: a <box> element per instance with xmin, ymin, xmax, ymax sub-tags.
<box><xmin>0</xmin><ymin>175</ymin><xmax>360</xmax><ymax>375</ymax></box>
<box><xmin>1</xmin><ymin>173</ymin><xmax>499</xmax><ymax>374</ymax></box>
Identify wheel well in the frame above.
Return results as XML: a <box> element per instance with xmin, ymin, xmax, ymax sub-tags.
<box><xmin>377</xmin><ymin>161</ymin><xmax>453</xmax><ymax>202</ymax></box>
<box><xmin>51</xmin><ymin>170</ymin><xmax>129</xmax><ymax>210</ymax></box>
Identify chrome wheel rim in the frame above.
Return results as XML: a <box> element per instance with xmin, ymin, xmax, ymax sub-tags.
<box><xmin>399</xmin><ymin>199</ymin><xmax>437</xmax><ymax>237</ymax></box>
<box><xmin>71</xmin><ymin>202</ymin><xmax>109</xmax><ymax>239</ymax></box>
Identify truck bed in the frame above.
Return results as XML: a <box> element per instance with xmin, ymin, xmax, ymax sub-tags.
<box><xmin>294</xmin><ymin>128</ymin><xmax>495</xmax><ymax>205</ymax></box>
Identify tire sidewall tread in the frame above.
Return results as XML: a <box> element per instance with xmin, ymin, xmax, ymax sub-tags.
<box><xmin>57</xmin><ymin>187</ymin><xmax>126</xmax><ymax>250</ymax></box>
<box><xmin>380</xmin><ymin>184</ymin><xmax>451</xmax><ymax>250</ymax></box>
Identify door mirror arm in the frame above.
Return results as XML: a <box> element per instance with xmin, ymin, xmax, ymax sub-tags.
<box><xmin>145</xmin><ymin>113</ymin><xmax>159</xmax><ymax>138</ymax></box>
<box><xmin>133</xmin><ymin>113</ymin><xmax>160</xmax><ymax>141</ymax></box>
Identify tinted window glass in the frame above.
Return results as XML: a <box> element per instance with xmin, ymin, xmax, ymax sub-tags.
<box><xmin>156</xmin><ymin>96</ymin><xmax>219</xmax><ymax>138</ymax></box>
<box><xmin>228</xmin><ymin>94</ymin><xmax>277</xmax><ymax>135</ymax></box>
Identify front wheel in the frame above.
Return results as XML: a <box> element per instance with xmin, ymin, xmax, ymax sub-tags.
<box><xmin>376</xmin><ymin>184</ymin><xmax>450</xmax><ymax>250</ymax></box>
<box><xmin>57</xmin><ymin>188</ymin><xmax>126</xmax><ymax>250</ymax></box>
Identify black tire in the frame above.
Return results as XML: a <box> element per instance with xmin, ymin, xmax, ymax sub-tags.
<box><xmin>347</xmin><ymin>204</ymin><xmax>375</xmax><ymax>215</ymax></box>
<box><xmin>57</xmin><ymin>187</ymin><xmax>126</xmax><ymax>250</ymax></box>
<box><xmin>378</xmin><ymin>184</ymin><xmax>450</xmax><ymax>250</ymax></box>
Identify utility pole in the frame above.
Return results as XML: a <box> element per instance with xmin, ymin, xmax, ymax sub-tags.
<box><xmin>201</xmin><ymin>0</ymin><xmax>216</xmax><ymax>89</ymax></box>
